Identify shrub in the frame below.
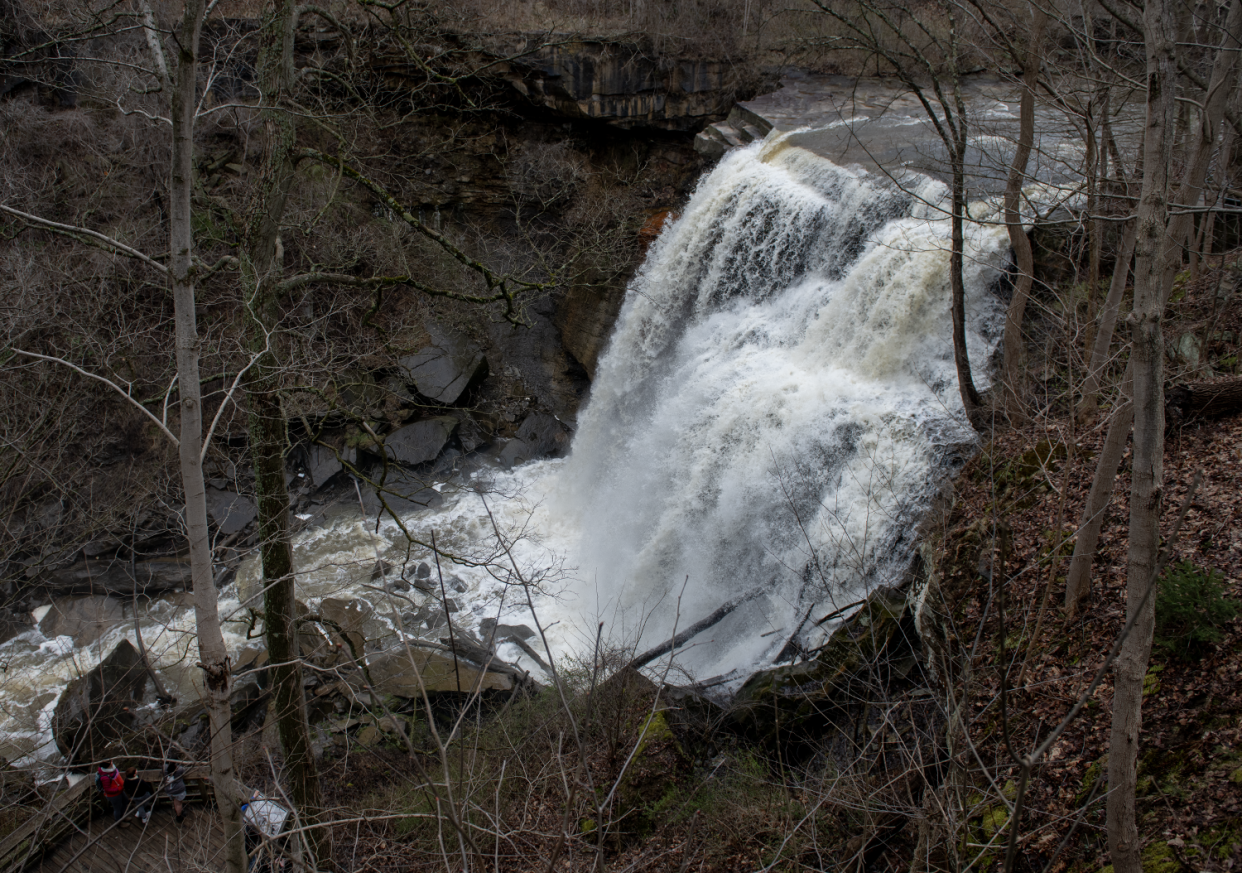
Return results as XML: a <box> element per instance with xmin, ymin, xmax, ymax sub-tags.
<box><xmin>1155</xmin><ymin>561</ymin><xmax>1241</xmax><ymax>660</ymax></box>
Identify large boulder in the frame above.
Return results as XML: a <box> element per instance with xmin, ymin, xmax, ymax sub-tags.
<box><xmin>497</xmin><ymin>413</ymin><xmax>570</xmax><ymax>467</ymax></box>
<box><xmin>380</xmin><ymin>416</ymin><xmax>458</xmax><ymax>467</ymax></box>
<box><xmin>51</xmin><ymin>639</ymin><xmax>152</xmax><ymax>761</ymax></box>
<box><xmin>205</xmin><ymin>487</ymin><xmax>257</xmax><ymax>535</ymax></box>
<box><xmin>38</xmin><ymin>595</ymin><xmax>125</xmax><ymax>646</ymax></box>
<box><xmin>41</xmin><ymin>558</ymin><xmax>192</xmax><ymax>596</ymax></box>
<box><xmin>516</xmin><ymin>413</ymin><xmax>570</xmax><ymax>456</ymax></box>
<box><xmin>367</xmin><ymin>647</ymin><xmax>514</xmax><ymax>696</ymax></box>
<box><xmin>361</xmin><ymin>466</ymin><xmax>445</xmax><ymax>520</ymax></box>
<box><xmin>479</xmin><ymin>618</ymin><xmax>536</xmax><ymax>645</ymax></box>
<box><xmin>397</xmin><ymin>331</ymin><xmax>489</xmax><ymax>405</ymax></box>
<box><xmin>305</xmin><ymin>442</ymin><xmax>355</xmax><ymax>489</ymax></box>
<box><xmin>295</xmin><ymin>599</ymin><xmax>331</xmax><ymax>661</ymax></box>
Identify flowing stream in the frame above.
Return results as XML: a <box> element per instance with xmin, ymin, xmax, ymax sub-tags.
<box><xmin>0</xmin><ymin>130</ymin><xmax>1014</xmax><ymax>766</ymax></box>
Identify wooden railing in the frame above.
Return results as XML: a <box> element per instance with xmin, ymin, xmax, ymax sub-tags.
<box><xmin>0</xmin><ymin>768</ymin><xmax>213</xmax><ymax>872</ymax></box>
<box><xmin>0</xmin><ymin>777</ymin><xmax>94</xmax><ymax>873</ymax></box>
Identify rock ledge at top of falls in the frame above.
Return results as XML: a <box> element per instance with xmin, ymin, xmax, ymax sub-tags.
<box><xmin>492</xmin><ymin>38</ymin><xmax>769</xmax><ymax>132</ymax></box>
<box><xmin>694</xmin><ymin>104</ymin><xmax>774</xmax><ymax>160</ymax></box>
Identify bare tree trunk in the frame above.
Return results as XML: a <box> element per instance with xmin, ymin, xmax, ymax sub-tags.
<box><xmin>168</xmin><ymin>3</ymin><xmax>246</xmax><ymax>870</ymax></box>
<box><xmin>1001</xmin><ymin>6</ymin><xmax>1047</xmax><ymax>418</ymax></box>
<box><xmin>1106</xmin><ymin>0</ymin><xmax>1176</xmax><ymax>865</ymax></box>
<box><xmin>1078</xmin><ymin>219</ymin><xmax>1138</xmax><ymax>420</ymax></box>
<box><xmin>950</xmin><ymin>165</ymin><xmax>981</xmax><ymax>417</ymax></box>
<box><xmin>1189</xmin><ymin>121</ymin><xmax>1234</xmax><ymax>281</ymax></box>
<box><xmin>1086</xmin><ymin>86</ymin><xmax>1110</xmax><ymax>349</ymax></box>
<box><xmin>242</xmin><ymin>1</ymin><xmax>327</xmax><ymax>866</ymax></box>
<box><xmin>1068</xmin><ymin>0</ymin><xmax>1241</xmax><ymax>613</ymax></box>
<box><xmin>248</xmin><ymin>382</ymin><xmax>328</xmax><ymax>866</ymax></box>
<box><xmin>948</xmin><ymin>5</ymin><xmax>981</xmax><ymax>420</ymax></box>
<box><xmin>1065</xmin><ymin>376</ymin><xmax>1133</xmax><ymax>617</ymax></box>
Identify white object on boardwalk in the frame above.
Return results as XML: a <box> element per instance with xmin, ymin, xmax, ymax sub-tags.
<box><xmin>243</xmin><ymin>798</ymin><xmax>290</xmax><ymax>839</ymax></box>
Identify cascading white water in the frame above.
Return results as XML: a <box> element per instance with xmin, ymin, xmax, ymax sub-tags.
<box><xmin>0</xmin><ymin>133</ymin><xmax>1012</xmax><ymax>764</ymax></box>
<box><xmin>533</xmin><ymin>135</ymin><xmax>1010</xmax><ymax>679</ymax></box>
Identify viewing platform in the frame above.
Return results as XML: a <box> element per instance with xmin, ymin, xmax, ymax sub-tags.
<box><xmin>0</xmin><ymin>769</ymin><xmax>227</xmax><ymax>873</ymax></box>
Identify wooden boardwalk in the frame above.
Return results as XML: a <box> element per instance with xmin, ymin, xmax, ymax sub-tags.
<box><xmin>35</xmin><ymin>806</ymin><xmax>227</xmax><ymax>873</ymax></box>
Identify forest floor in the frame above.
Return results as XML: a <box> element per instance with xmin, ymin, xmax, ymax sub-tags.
<box><xmin>939</xmin><ymin>253</ymin><xmax>1242</xmax><ymax>872</ymax></box>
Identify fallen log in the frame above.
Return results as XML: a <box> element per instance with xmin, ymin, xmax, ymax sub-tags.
<box><xmin>1166</xmin><ymin>376</ymin><xmax>1242</xmax><ymax>423</ymax></box>
<box><xmin>629</xmin><ymin>591</ymin><xmax>762</xmax><ymax>670</ymax></box>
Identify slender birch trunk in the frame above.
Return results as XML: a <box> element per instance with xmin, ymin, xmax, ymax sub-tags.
<box><xmin>1077</xmin><ymin>219</ymin><xmax>1138</xmax><ymax>420</ymax></box>
<box><xmin>1065</xmin><ymin>375</ymin><xmax>1133</xmax><ymax>617</ymax></box>
<box><xmin>168</xmin><ymin>2</ymin><xmax>246</xmax><ymax>870</ymax></box>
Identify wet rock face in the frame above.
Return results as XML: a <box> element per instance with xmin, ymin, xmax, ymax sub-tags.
<box><xmin>554</xmin><ymin>283</ymin><xmax>627</xmax><ymax>379</ymax></box>
<box><xmin>52</xmin><ymin>639</ymin><xmax>151</xmax><ymax>761</ymax></box>
<box><xmin>502</xmin><ymin>41</ymin><xmax>747</xmax><ymax>131</ymax></box>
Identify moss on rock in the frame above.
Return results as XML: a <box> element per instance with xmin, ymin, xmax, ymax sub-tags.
<box><xmin>729</xmin><ymin>587</ymin><xmax>913</xmax><ymax>746</ymax></box>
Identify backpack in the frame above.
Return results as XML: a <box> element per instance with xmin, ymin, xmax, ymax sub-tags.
<box><xmin>97</xmin><ymin>768</ymin><xmax>124</xmax><ymax>797</ymax></box>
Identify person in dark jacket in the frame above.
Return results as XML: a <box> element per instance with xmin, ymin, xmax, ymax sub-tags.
<box><xmin>122</xmin><ymin>766</ymin><xmax>154</xmax><ymax>825</ymax></box>
<box><xmin>164</xmin><ymin>761</ymin><xmax>188</xmax><ymax>823</ymax></box>
<box><xmin>95</xmin><ymin>761</ymin><xmax>127</xmax><ymax>827</ymax></box>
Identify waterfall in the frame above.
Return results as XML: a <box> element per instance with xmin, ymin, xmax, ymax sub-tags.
<box><xmin>0</xmin><ymin>135</ymin><xmax>1012</xmax><ymax>765</ymax></box>
<box><xmin>537</xmin><ymin>135</ymin><xmax>1010</xmax><ymax>680</ymax></box>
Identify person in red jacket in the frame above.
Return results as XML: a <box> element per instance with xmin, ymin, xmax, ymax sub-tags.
<box><xmin>95</xmin><ymin>761</ymin><xmax>127</xmax><ymax>827</ymax></box>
